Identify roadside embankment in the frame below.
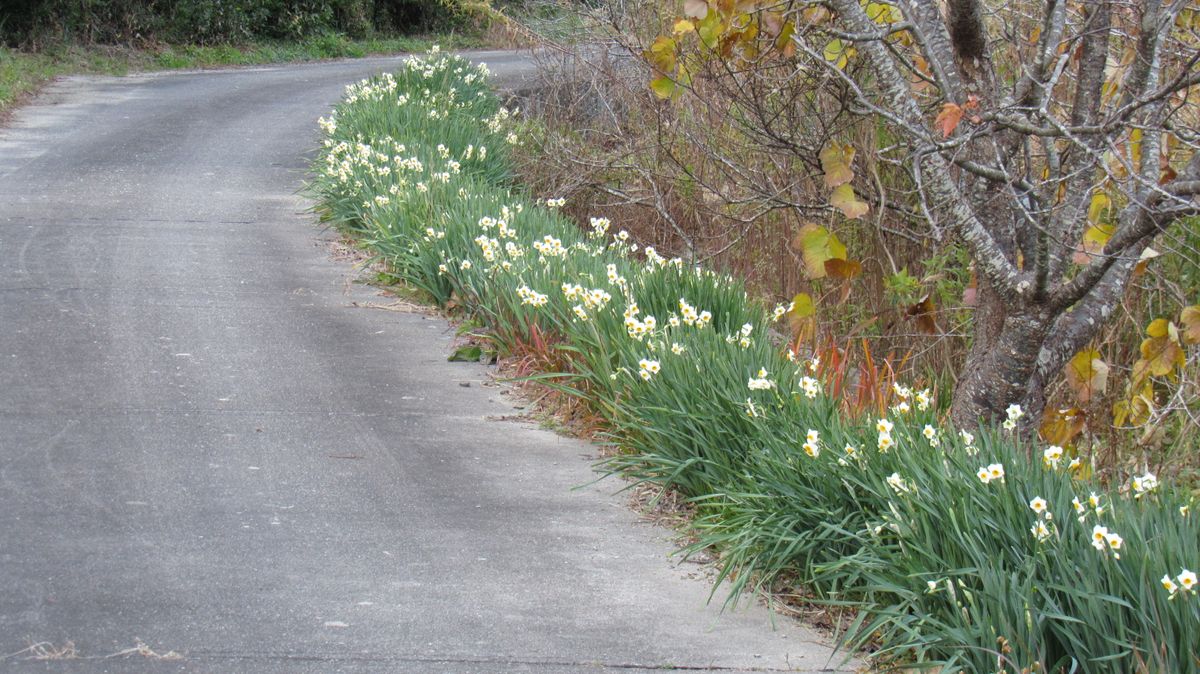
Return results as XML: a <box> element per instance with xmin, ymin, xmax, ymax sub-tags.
<box><xmin>310</xmin><ymin>49</ymin><xmax>1200</xmax><ymax>673</ymax></box>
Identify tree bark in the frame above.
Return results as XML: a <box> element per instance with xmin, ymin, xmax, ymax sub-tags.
<box><xmin>950</xmin><ymin>300</ymin><xmax>1053</xmax><ymax>435</ymax></box>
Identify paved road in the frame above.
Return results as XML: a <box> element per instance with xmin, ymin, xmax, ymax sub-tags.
<box><xmin>0</xmin><ymin>54</ymin><xmax>854</xmax><ymax>672</ymax></box>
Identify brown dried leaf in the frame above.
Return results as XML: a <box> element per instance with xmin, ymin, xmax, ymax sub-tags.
<box><xmin>1181</xmin><ymin>305</ymin><xmax>1200</xmax><ymax>344</ymax></box>
<box><xmin>935</xmin><ymin>102</ymin><xmax>964</xmax><ymax>138</ymax></box>
<box><xmin>906</xmin><ymin>294</ymin><xmax>938</xmax><ymax>334</ymax></box>
<box><xmin>1040</xmin><ymin>407</ymin><xmax>1086</xmax><ymax>447</ymax></box>
<box><xmin>683</xmin><ymin>0</ymin><xmax>709</xmax><ymax>19</ymax></box>
<box><xmin>824</xmin><ymin>258</ymin><xmax>862</xmax><ymax>280</ymax></box>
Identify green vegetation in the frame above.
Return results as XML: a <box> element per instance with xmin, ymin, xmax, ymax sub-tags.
<box><xmin>2</xmin><ymin>44</ymin><xmax>111</xmax><ymax>112</ymax></box>
<box><xmin>310</xmin><ymin>50</ymin><xmax>1200</xmax><ymax>673</ymax></box>
<box><xmin>0</xmin><ymin>33</ymin><xmax>484</xmax><ymax>117</ymax></box>
<box><xmin>1</xmin><ymin>1</ymin><xmax>479</xmax><ymax>46</ymax></box>
<box><xmin>1</xmin><ymin>0</ymin><xmax>496</xmax><ymax>116</ymax></box>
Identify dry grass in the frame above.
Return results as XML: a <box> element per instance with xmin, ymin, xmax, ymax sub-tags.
<box><xmin>509</xmin><ymin>9</ymin><xmax>972</xmax><ymax>394</ymax></box>
<box><xmin>2</xmin><ymin>639</ymin><xmax>181</xmax><ymax>662</ymax></box>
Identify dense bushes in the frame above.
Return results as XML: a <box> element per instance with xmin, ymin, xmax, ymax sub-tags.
<box><xmin>310</xmin><ymin>50</ymin><xmax>1200</xmax><ymax>673</ymax></box>
<box><xmin>0</xmin><ymin>0</ymin><xmax>474</xmax><ymax>47</ymax></box>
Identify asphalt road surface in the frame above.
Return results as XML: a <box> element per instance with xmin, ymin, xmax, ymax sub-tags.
<box><xmin>0</xmin><ymin>53</ymin><xmax>855</xmax><ymax>673</ymax></box>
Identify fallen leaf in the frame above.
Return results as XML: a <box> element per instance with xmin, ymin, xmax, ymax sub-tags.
<box><xmin>449</xmin><ymin>345</ymin><xmax>483</xmax><ymax>362</ymax></box>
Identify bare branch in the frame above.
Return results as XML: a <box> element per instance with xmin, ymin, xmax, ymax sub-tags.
<box><xmin>1045</xmin><ymin>1</ymin><xmax>1112</xmax><ymax>285</ymax></box>
<box><xmin>1037</xmin><ymin>253</ymin><xmax>1141</xmax><ymax>383</ymax></box>
<box><xmin>826</xmin><ymin>0</ymin><xmax>1027</xmax><ymax>299</ymax></box>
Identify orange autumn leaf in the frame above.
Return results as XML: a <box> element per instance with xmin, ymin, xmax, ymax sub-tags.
<box><xmin>935</xmin><ymin>102</ymin><xmax>965</xmax><ymax>138</ymax></box>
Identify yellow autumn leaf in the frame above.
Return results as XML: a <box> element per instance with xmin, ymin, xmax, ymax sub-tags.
<box><xmin>774</xmin><ymin>20</ymin><xmax>795</xmax><ymax>55</ymax></box>
<box><xmin>650</xmin><ymin>75</ymin><xmax>678</xmax><ymax>99</ymax></box>
<box><xmin>794</xmin><ymin>223</ymin><xmax>847</xmax><ymax>279</ymax></box>
<box><xmin>830</xmin><ymin>183</ymin><xmax>870</xmax><ymax>219</ymax></box>
<box><xmin>819</xmin><ymin>142</ymin><xmax>855</xmax><ymax>188</ymax></box>
<box><xmin>790</xmin><ymin>292</ymin><xmax>815</xmax><ymax>319</ymax></box>
<box><xmin>645</xmin><ymin>36</ymin><xmax>677</xmax><ymax>73</ymax></box>
<box><xmin>823</xmin><ymin>38</ymin><xmax>855</xmax><ymax>69</ymax></box>
<box><xmin>1139</xmin><ymin>332</ymin><xmax>1184</xmax><ymax>377</ymax></box>
<box><xmin>787</xmin><ymin>292</ymin><xmax>817</xmax><ymax>341</ymax></box>
<box><xmin>1087</xmin><ymin>192</ymin><xmax>1111</xmax><ymax>224</ymax></box>
<box><xmin>1146</xmin><ymin>318</ymin><xmax>1169</xmax><ymax>338</ymax></box>
<box><xmin>1130</xmin><ymin>127</ymin><xmax>1143</xmax><ymax>169</ymax></box>
<box><xmin>865</xmin><ymin>2</ymin><xmax>901</xmax><ymax>23</ymax></box>
<box><xmin>1072</xmin><ymin>222</ymin><xmax>1115</xmax><ymax>264</ymax></box>
<box><xmin>1126</xmin><ymin>381</ymin><xmax>1156</xmax><ymax>426</ymax></box>
<box><xmin>1065</xmin><ymin>349</ymin><xmax>1109</xmax><ymax>404</ymax></box>
<box><xmin>1113</xmin><ymin>382</ymin><xmax>1155</xmax><ymax>428</ymax></box>
<box><xmin>696</xmin><ymin>9</ymin><xmax>725</xmax><ymax>48</ymax></box>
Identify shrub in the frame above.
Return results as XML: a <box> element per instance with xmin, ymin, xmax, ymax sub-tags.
<box><xmin>0</xmin><ymin>0</ymin><xmax>475</xmax><ymax>47</ymax></box>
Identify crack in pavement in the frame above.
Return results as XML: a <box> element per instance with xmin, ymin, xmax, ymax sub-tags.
<box><xmin>175</xmin><ymin>649</ymin><xmax>844</xmax><ymax>672</ymax></box>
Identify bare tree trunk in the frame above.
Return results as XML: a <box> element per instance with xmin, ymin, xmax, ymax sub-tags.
<box><xmin>950</xmin><ymin>299</ymin><xmax>1053</xmax><ymax>435</ymax></box>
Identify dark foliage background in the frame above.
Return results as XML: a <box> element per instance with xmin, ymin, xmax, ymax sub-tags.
<box><xmin>0</xmin><ymin>0</ymin><xmax>469</xmax><ymax>46</ymax></box>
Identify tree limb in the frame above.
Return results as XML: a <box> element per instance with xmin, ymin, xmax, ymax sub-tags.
<box><xmin>825</xmin><ymin>0</ymin><xmax>1028</xmax><ymax>300</ymax></box>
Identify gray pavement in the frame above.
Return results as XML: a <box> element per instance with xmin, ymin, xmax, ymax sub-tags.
<box><xmin>0</xmin><ymin>53</ymin><xmax>856</xmax><ymax>672</ymax></box>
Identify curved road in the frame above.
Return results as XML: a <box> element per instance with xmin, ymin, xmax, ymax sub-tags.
<box><xmin>0</xmin><ymin>53</ymin><xmax>850</xmax><ymax>672</ymax></box>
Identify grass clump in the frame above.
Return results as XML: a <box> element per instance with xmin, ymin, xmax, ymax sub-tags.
<box><xmin>1</xmin><ymin>43</ymin><xmax>125</xmax><ymax>112</ymax></box>
<box><xmin>309</xmin><ymin>48</ymin><xmax>1200</xmax><ymax>673</ymax></box>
